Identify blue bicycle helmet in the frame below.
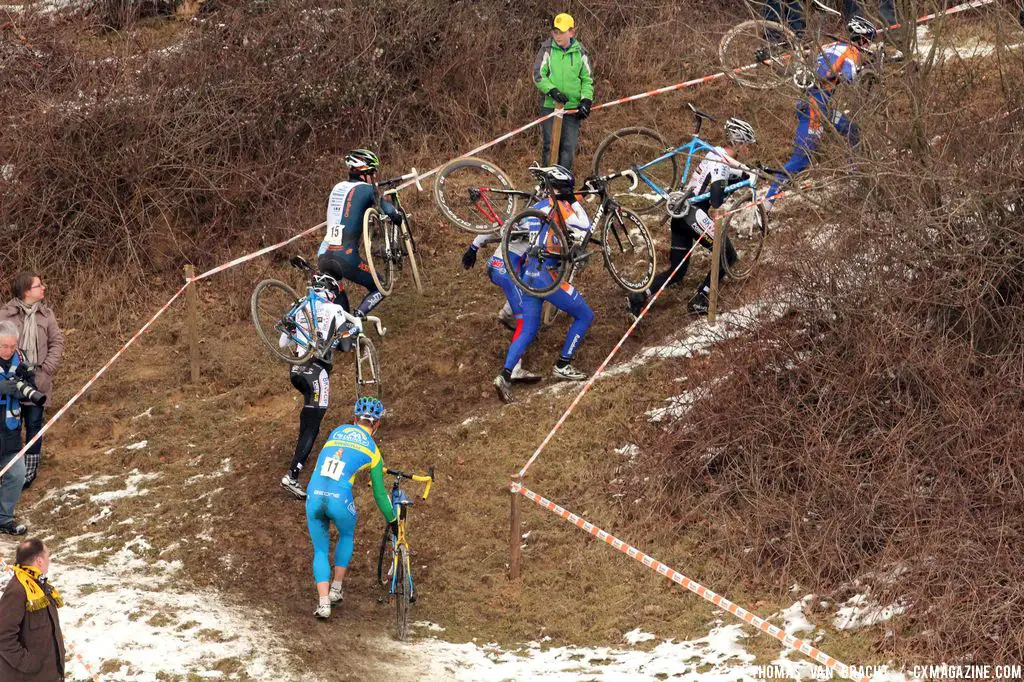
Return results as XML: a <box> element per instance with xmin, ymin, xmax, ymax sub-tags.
<box><xmin>354</xmin><ymin>396</ymin><xmax>385</xmax><ymax>421</ymax></box>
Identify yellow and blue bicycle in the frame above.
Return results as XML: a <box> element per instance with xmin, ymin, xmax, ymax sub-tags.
<box><xmin>376</xmin><ymin>465</ymin><xmax>434</xmax><ymax>641</ymax></box>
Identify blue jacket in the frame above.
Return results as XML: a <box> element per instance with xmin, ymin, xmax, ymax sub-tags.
<box><xmin>1</xmin><ymin>353</ymin><xmax>24</xmax><ymax>431</ymax></box>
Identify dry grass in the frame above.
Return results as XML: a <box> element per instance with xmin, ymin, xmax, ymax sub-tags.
<box><xmin>8</xmin><ymin>0</ymin><xmax>1024</xmax><ymax>676</ymax></box>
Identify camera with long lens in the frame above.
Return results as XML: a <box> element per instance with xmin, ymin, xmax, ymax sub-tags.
<box><xmin>12</xmin><ymin>379</ymin><xmax>46</xmax><ymax>406</ymax></box>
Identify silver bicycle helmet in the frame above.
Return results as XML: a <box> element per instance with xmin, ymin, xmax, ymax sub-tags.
<box><xmin>536</xmin><ymin>164</ymin><xmax>575</xmax><ymax>195</ymax></box>
<box><xmin>724</xmin><ymin>117</ymin><xmax>757</xmax><ymax>145</ymax></box>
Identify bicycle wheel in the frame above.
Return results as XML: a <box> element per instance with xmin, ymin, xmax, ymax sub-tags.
<box><xmin>394</xmin><ymin>544</ymin><xmax>411</xmax><ymax>641</ymax></box>
<box><xmin>250</xmin><ymin>279</ymin><xmax>316</xmax><ymax>365</ymax></box>
<box><xmin>355</xmin><ymin>335</ymin><xmax>382</xmax><ymax>400</ymax></box>
<box><xmin>720</xmin><ymin>187</ymin><xmax>768</xmax><ymax>281</ymax></box>
<box><xmin>401</xmin><ymin>219</ymin><xmax>424</xmax><ymax>295</ymax></box>
<box><xmin>501</xmin><ymin>209</ymin><xmax>570</xmax><ymax>298</ymax></box>
<box><xmin>362</xmin><ymin>208</ymin><xmax>395</xmax><ymax>296</ymax></box>
<box><xmin>601</xmin><ymin>208</ymin><xmax>656</xmax><ymax>293</ymax></box>
<box><xmin>433</xmin><ymin>157</ymin><xmax>519</xmax><ymax>234</ymax></box>
<box><xmin>719</xmin><ymin>19</ymin><xmax>803</xmax><ymax>90</ymax></box>
<box><xmin>591</xmin><ymin>127</ymin><xmax>677</xmax><ymax>214</ymax></box>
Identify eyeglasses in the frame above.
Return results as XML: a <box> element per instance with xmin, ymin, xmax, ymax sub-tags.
<box><xmin>29</xmin><ymin>283</ymin><xmax>45</xmax><ymax>290</ymax></box>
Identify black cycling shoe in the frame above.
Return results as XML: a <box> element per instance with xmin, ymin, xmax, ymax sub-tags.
<box><xmin>687</xmin><ymin>291</ymin><xmax>710</xmax><ymax>316</ymax></box>
<box><xmin>626</xmin><ymin>293</ymin><xmax>646</xmax><ymax>321</ymax></box>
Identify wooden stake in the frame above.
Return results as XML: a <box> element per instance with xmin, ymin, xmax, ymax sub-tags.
<box><xmin>550</xmin><ymin>106</ymin><xmax>565</xmax><ymax>166</ymax></box>
<box><xmin>184</xmin><ymin>265</ymin><xmax>200</xmax><ymax>383</ymax></box>
<box><xmin>509</xmin><ymin>480</ymin><xmax>522</xmax><ymax>579</ymax></box>
<box><xmin>707</xmin><ymin>219</ymin><xmax>725</xmax><ymax>326</ymax></box>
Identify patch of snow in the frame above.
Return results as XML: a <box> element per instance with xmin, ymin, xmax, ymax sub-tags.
<box><xmin>89</xmin><ymin>470</ymin><xmax>160</xmax><ymax>503</ymax></box>
<box><xmin>833</xmin><ymin>592</ymin><xmax>907</xmax><ymax>630</ymax></box>
<box><xmin>412</xmin><ymin>621</ymin><xmax>447</xmax><ymax>632</ymax></box>
<box><xmin>86</xmin><ymin>507</ymin><xmax>112</xmax><ymax>525</ymax></box>
<box><xmin>408</xmin><ymin>623</ymin><xmax>756</xmax><ymax>681</ymax></box>
<box><xmin>623</xmin><ymin>628</ymin><xmax>656</xmax><ymax>644</ymax></box>
<box><xmin>125</xmin><ymin>439</ymin><xmax>149</xmax><ymax>451</ymax></box>
<box><xmin>132</xmin><ymin>407</ymin><xmax>153</xmax><ymax>419</ymax></box>
<box><xmin>606</xmin><ymin>302</ymin><xmax>787</xmax><ymax>378</ymax></box>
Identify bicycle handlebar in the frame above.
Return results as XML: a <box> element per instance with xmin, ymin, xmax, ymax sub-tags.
<box><xmin>378</xmin><ymin>168</ymin><xmax>423</xmax><ymax>192</ymax></box>
<box><xmin>383</xmin><ymin>466</ymin><xmax>435</xmax><ymax>500</ymax></box>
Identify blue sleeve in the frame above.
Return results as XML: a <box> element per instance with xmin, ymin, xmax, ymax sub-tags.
<box><xmin>379</xmin><ymin>196</ymin><xmax>403</xmax><ymax>224</ymax></box>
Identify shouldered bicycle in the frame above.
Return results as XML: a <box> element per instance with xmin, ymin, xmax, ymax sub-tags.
<box><xmin>250</xmin><ymin>255</ymin><xmax>384</xmax><ymax>399</ymax></box>
<box><xmin>591</xmin><ymin>103</ymin><xmax>770</xmax><ymax>281</ymax></box>
<box><xmin>362</xmin><ymin>171</ymin><xmax>425</xmax><ymax>297</ymax></box>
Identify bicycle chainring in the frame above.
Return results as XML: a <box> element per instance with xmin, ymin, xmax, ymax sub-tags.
<box><xmin>666</xmin><ymin>191</ymin><xmax>689</xmax><ymax>219</ymax></box>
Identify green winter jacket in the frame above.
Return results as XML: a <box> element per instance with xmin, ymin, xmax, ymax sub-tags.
<box><xmin>532</xmin><ymin>37</ymin><xmax>594</xmax><ymax>110</ymax></box>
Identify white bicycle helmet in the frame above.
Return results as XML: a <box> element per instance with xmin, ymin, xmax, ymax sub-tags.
<box><xmin>345</xmin><ymin>148</ymin><xmax>380</xmax><ymax>173</ymax></box>
<box><xmin>724</xmin><ymin>117</ymin><xmax>757</xmax><ymax>145</ymax></box>
<box><xmin>847</xmin><ymin>16</ymin><xmax>877</xmax><ymax>44</ymax></box>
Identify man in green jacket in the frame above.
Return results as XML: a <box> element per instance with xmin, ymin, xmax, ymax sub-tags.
<box><xmin>532</xmin><ymin>12</ymin><xmax>594</xmax><ymax>172</ymax></box>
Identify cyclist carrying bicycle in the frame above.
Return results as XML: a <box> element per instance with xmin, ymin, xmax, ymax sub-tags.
<box><xmin>484</xmin><ymin>166</ymin><xmax>594</xmax><ymax>403</ymax></box>
<box><xmin>318</xmin><ymin>149</ymin><xmax>404</xmax><ymax>320</ymax></box>
<box><xmin>278</xmin><ymin>273</ymin><xmax>361</xmax><ymax>500</ymax></box>
<box><xmin>765</xmin><ymin>16</ymin><xmax>876</xmax><ymax>207</ymax></box>
<box><xmin>627</xmin><ymin>117</ymin><xmax>758</xmax><ymax>318</ymax></box>
<box><xmin>305</xmin><ymin>396</ymin><xmax>398</xmax><ymax>619</ymax></box>
<box><xmin>461</xmin><ymin>234</ymin><xmax>542</xmax><ymax>385</ymax></box>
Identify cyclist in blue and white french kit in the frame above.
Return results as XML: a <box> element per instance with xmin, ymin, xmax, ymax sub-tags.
<box><xmin>278</xmin><ymin>273</ymin><xmax>362</xmax><ymax>500</ymax></box>
<box><xmin>462</xmin><ymin>165</ymin><xmax>594</xmax><ymax>403</ymax></box>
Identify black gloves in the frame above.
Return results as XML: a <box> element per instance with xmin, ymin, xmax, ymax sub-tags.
<box><xmin>0</xmin><ymin>379</ymin><xmax>20</xmax><ymax>396</ymax></box>
<box><xmin>577</xmin><ymin>98</ymin><xmax>592</xmax><ymax>120</ymax></box>
<box><xmin>548</xmin><ymin>88</ymin><xmax>569</xmax><ymax>105</ymax></box>
<box><xmin>389</xmin><ymin>519</ymin><xmax>400</xmax><ymax>537</ymax></box>
<box><xmin>461</xmin><ymin>245</ymin><xmax>478</xmax><ymax>270</ymax></box>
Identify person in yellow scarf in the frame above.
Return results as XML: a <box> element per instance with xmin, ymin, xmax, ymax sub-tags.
<box><xmin>0</xmin><ymin>539</ymin><xmax>66</xmax><ymax>681</ymax></box>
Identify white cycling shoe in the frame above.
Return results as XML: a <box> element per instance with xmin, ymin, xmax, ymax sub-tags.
<box><xmin>510</xmin><ymin>359</ymin><xmax>541</xmax><ymax>384</ymax></box>
<box><xmin>315</xmin><ymin>602</ymin><xmax>331</xmax><ymax>619</ymax></box>
<box><xmin>280</xmin><ymin>475</ymin><xmax>307</xmax><ymax>500</ymax></box>
<box><xmin>493</xmin><ymin>375</ymin><xmax>514</xmax><ymax>403</ymax></box>
<box><xmin>552</xmin><ymin>364</ymin><xmax>587</xmax><ymax>381</ymax></box>
<box><xmin>329</xmin><ymin>583</ymin><xmax>344</xmax><ymax>605</ymax></box>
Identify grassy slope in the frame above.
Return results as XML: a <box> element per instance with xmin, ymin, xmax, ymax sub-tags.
<box><xmin>17</xmin><ymin>9</ymin><xmax>1015</xmax><ymax>680</ymax></box>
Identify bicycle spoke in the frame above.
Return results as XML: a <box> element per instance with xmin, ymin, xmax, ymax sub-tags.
<box><xmin>593</xmin><ymin>128</ymin><xmax>676</xmax><ymax>214</ymax></box>
<box><xmin>719</xmin><ymin>19</ymin><xmax>803</xmax><ymax>90</ymax></box>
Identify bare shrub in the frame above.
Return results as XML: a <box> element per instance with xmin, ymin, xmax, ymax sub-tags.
<box><xmin>637</xmin><ymin>2</ymin><xmax>1024</xmax><ymax>662</ymax></box>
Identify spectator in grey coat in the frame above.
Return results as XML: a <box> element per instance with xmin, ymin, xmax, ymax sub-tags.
<box><xmin>0</xmin><ymin>272</ymin><xmax>64</xmax><ymax>489</ymax></box>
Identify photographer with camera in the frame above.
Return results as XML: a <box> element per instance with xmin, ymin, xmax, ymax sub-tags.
<box><xmin>0</xmin><ymin>320</ymin><xmax>42</xmax><ymax>535</ymax></box>
<box><xmin>0</xmin><ymin>271</ymin><xmax>64</xmax><ymax>489</ymax></box>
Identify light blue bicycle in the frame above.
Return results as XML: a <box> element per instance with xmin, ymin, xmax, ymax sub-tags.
<box><xmin>591</xmin><ymin>103</ymin><xmax>771</xmax><ymax>280</ymax></box>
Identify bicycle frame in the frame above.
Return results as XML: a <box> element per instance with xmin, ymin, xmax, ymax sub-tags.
<box><xmin>380</xmin><ymin>467</ymin><xmax>434</xmax><ymax>599</ymax></box>
<box><xmin>470</xmin><ymin>187</ymin><xmax>536</xmax><ymax>227</ymax></box>
<box><xmin>277</xmin><ymin>260</ymin><xmax>386</xmax><ymax>355</ymax></box>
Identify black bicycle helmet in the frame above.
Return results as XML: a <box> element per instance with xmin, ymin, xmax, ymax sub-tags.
<box><xmin>311</xmin><ymin>273</ymin><xmax>340</xmax><ymax>300</ymax></box>
<box><xmin>538</xmin><ymin>164</ymin><xmax>575</xmax><ymax>196</ymax></box>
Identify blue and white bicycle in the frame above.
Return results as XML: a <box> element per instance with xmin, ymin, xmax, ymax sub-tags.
<box><xmin>591</xmin><ymin>103</ymin><xmax>771</xmax><ymax>281</ymax></box>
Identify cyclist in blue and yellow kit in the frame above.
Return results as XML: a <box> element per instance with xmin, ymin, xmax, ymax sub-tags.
<box><xmin>304</xmin><ymin>396</ymin><xmax>397</xmax><ymax>619</ymax></box>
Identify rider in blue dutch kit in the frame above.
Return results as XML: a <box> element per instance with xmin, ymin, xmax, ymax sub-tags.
<box><xmin>765</xmin><ymin>16</ymin><xmax>877</xmax><ymax>207</ymax></box>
